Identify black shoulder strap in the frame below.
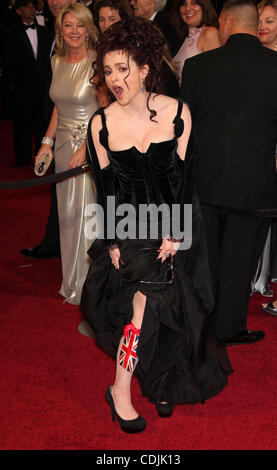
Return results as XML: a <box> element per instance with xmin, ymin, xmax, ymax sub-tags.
<box><xmin>173</xmin><ymin>100</ymin><xmax>184</xmax><ymax>138</ymax></box>
<box><xmin>98</xmin><ymin>107</ymin><xmax>109</xmax><ymax>149</ymax></box>
<box><xmin>87</xmin><ymin>107</ymin><xmax>109</xmax><ymax>150</ymax></box>
<box><xmin>176</xmin><ymin>99</ymin><xmax>183</xmax><ymax>118</ymax></box>
<box><xmin>98</xmin><ymin>106</ymin><xmax>106</xmax><ymax>128</ymax></box>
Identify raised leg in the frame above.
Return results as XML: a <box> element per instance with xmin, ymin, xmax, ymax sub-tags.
<box><xmin>111</xmin><ymin>291</ymin><xmax>146</xmax><ymax>420</ymax></box>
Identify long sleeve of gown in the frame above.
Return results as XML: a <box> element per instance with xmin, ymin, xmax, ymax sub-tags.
<box><xmin>85</xmin><ymin>110</ymin><xmax>116</xmax><ymax>257</ymax></box>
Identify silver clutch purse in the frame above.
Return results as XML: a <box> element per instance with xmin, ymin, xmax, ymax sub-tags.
<box><xmin>34</xmin><ymin>153</ymin><xmax>53</xmax><ymax>176</ymax></box>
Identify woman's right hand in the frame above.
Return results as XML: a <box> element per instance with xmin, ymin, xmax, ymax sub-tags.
<box><xmin>157</xmin><ymin>238</ymin><xmax>181</xmax><ymax>263</ymax></box>
<box><xmin>35</xmin><ymin>144</ymin><xmax>53</xmax><ymax>165</ymax></box>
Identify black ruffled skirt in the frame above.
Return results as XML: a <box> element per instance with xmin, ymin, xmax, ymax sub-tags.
<box><xmin>81</xmin><ymin>196</ymin><xmax>233</xmax><ymax>405</ymax></box>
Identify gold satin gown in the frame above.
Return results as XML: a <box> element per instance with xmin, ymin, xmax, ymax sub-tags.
<box><xmin>49</xmin><ymin>51</ymin><xmax>98</xmax><ymax>305</ymax></box>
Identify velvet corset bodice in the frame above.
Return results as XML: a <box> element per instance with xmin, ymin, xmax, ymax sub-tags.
<box><xmin>86</xmin><ymin>100</ymin><xmax>192</xmax><ymax>242</ymax></box>
<box><xmin>96</xmin><ymin>100</ymin><xmax>185</xmax><ymax>210</ymax></box>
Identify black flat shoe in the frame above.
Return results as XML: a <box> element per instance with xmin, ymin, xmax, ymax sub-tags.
<box><xmin>20</xmin><ymin>245</ymin><xmax>60</xmax><ymax>259</ymax></box>
<box><xmin>261</xmin><ymin>302</ymin><xmax>277</xmax><ymax>316</ymax></box>
<box><xmin>261</xmin><ymin>289</ymin><xmax>274</xmax><ymax>297</ymax></box>
<box><xmin>156</xmin><ymin>402</ymin><xmax>173</xmax><ymax>418</ymax></box>
<box><xmin>106</xmin><ymin>386</ymin><xmax>146</xmax><ymax>433</ymax></box>
<box><xmin>223</xmin><ymin>329</ymin><xmax>265</xmax><ymax>346</ymax></box>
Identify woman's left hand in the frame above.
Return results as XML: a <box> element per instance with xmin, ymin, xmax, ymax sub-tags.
<box><xmin>109</xmin><ymin>245</ymin><xmax>121</xmax><ymax>269</ymax></box>
<box><xmin>157</xmin><ymin>238</ymin><xmax>180</xmax><ymax>262</ymax></box>
<box><xmin>69</xmin><ymin>144</ymin><xmax>86</xmax><ymax>168</ymax></box>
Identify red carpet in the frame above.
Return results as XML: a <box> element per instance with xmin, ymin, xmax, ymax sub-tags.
<box><xmin>1</xmin><ymin>117</ymin><xmax>277</xmax><ymax>451</ymax></box>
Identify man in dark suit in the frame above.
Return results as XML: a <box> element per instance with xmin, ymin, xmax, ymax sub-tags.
<box><xmin>129</xmin><ymin>0</ymin><xmax>180</xmax><ymax>96</ymax></box>
<box><xmin>129</xmin><ymin>0</ymin><xmax>181</xmax><ymax>56</ymax></box>
<box><xmin>4</xmin><ymin>0</ymin><xmax>52</xmax><ymax>166</ymax></box>
<box><xmin>0</xmin><ymin>1</ymin><xmax>21</xmax><ymax>118</ymax></box>
<box><xmin>34</xmin><ymin>0</ymin><xmax>52</xmax><ymax>26</ymax></box>
<box><xmin>179</xmin><ymin>0</ymin><xmax>277</xmax><ymax>345</ymax></box>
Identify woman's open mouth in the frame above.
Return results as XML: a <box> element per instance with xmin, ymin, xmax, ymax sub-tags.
<box><xmin>113</xmin><ymin>86</ymin><xmax>124</xmax><ymax>99</ymax></box>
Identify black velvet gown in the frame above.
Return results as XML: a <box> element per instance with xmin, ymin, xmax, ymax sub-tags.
<box><xmin>81</xmin><ymin>100</ymin><xmax>233</xmax><ymax>405</ymax></box>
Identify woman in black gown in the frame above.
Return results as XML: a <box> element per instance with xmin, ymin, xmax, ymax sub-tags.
<box><xmin>81</xmin><ymin>17</ymin><xmax>232</xmax><ymax>433</ymax></box>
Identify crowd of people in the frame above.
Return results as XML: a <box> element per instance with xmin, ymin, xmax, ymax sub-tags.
<box><xmin>1</xmin><ymin>0</ymin><xmax>277</xmax><ymax>432</ymax></box>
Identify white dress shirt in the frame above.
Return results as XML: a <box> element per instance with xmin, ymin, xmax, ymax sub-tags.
<box><xmin>24</xmin><ymin>23</ymin><xmax>38</xmax><ymax>59</ymax></box>
<box><xmin>36</xmin><ymin>11</ymin><xmax>46</xmax><ymax>26</ymax></box>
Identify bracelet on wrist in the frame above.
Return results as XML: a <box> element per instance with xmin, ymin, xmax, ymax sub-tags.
<box><xmin>41</xmin><ymin>136</ymin><xmax>54</xmax><ymax>148</ymax></box>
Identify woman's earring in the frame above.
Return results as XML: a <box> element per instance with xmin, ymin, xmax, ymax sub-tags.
<box><xmin>85</xmin><ymin>36</ymin><xmax>89</xmax><ymax>49</ymax></box>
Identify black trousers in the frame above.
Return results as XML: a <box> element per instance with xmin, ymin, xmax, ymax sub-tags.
<box><xmin>12</xmin><ymin>90</ymin><xmax>44</xmax><ymax>165</ymax></box>
<box><xmin>38</xmin><ymin>182</ymin><xmax>60</xmax><ymax>254</ymax></box>
<box><xmin>38</xmin><ymin>97</ymin><xmax>60</xmax><ymax>254</ymax></box>
<box><xmin>201</xmin><ymin>206</ymin><xmax>270</xmax><ymax>340</ymax></box>
<box><xmin>270</xmin><ymin>219</ymin><xmax>277</xmax><ymax>279</ymax></box>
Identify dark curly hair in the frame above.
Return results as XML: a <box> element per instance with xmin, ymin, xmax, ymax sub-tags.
<box><xmin>94</xmin><ymin>16</ymin><xmax>167</xmax><ymax>120</ymax></box>
<box><xmin>93</xmin><ymin>0</ymin><xmax>133</xmax><ymax>31</ymax></box>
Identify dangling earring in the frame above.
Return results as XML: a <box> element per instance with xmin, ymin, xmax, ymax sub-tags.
<box><xmin>85</xmin><ymin>36</ymin><xmax>89</xmax><ymax>49</ymax></box>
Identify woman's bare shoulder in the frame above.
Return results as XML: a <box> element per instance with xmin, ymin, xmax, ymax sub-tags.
<box><xmin>153</xmin><ymin>95</ymin><xmax>190</xmax><ymax>120</ymax></box>
<box><xmin>149</xmin><ymin>94</ymin><xmax>175</xmax><ymax>116</ymax></box>
<box><xmin>152</xmin><ymin>93</ymin><xmax>176</xmax><ymax>109</ymax></box>
<box><xmin>100</xmin><ymin>101</ymin><xmax>121</xmax><ymax>123</ymax></box>
<box><xmin>91</xmin><ymin>112</ymin><xmax>102</xmax><ymax>132</ymax></box>
<box><xmin>90</xmin><ymin>101</ymin><xmax>116</xmax><ymax>128</ymax></box>
<box><xmin>202</xmin><ymin>25</ymin><xmax>220</xmax><ymax>38</ymax></box>
<box><xmin>199</xmin><ymin>26</ymin><xmax>221</xmax><ymax>50</ymax></box>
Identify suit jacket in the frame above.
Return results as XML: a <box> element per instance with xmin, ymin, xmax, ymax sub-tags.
<box><xmin>4</xmin><ymin>21</ymin><xmax>52</xmax><ymax>102</ymax></box>
<box><xmin>179</xmin><ymin>33</ymin><xmax>277</xmax><ymax>212</ymax></box>
<box><xmin>86</xmin><ymin>1</ymin><xmax>95</xmax><ymax>14</ymax></box>
<box><xmin>153</xmin><ymin>9</ymin><xmax>181</xmax><ymax>57</ymax></box>
<box><xmin>43</xmin><ymin>21</ymin><xmax>55</xmax><ymax>126</ymax></box>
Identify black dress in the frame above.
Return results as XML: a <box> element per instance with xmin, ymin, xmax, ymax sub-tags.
<box><xmin>81</xmin><ymin>100</ymin><xmax>232</xmax><ymax>405</ymax></box>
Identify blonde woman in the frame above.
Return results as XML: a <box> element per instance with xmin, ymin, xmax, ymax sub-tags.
<box><xmin>35</xmin><ymin>3</ymin><xmax>99</xmax><ymax>304</ymax></box>
<box><xmin>258</xmin><ymin>0</ymin><xmax>277</xmax><ymax>50</ymax></box>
